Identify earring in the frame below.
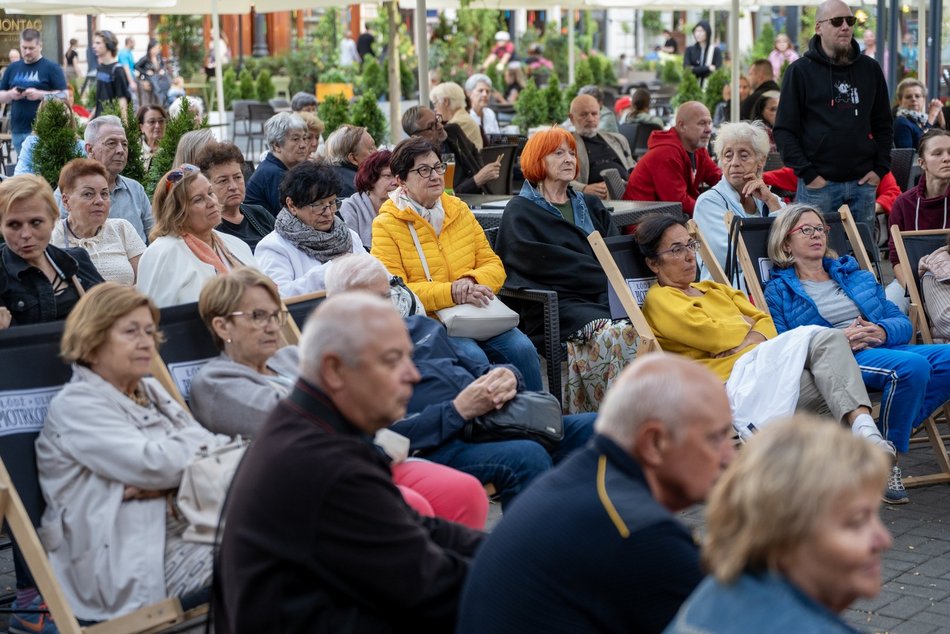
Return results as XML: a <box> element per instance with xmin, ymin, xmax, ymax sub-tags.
<box><xmin>226</xmin><ymin>338</ymin><xmax>232</xmax><ymax>344</ymax></box>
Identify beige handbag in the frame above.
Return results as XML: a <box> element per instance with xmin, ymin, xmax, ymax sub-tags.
<box><xmin>406</xmin><ymin>222</ymin><xmax>519</xmax><ymax>340</ymax></box>
<box><xmin>176</xmin><ymin>437</ymin><xmax>248</xmax><ymax>544</ymax></box>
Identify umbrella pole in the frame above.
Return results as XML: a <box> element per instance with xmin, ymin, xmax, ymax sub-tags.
<box><xmin>212</xmin><ymin>0</ymin><xmax>226</xmax><ymax>131</ymax></box>
<box><xmin>388</xmin><ymin>0</ymin><xmax>401</xmax><ymax>145</ymax></box>
<box><xmin>729</xmin><ymin>0</ymin><xmax>739</xmax><ymax>123</ymax></box>
<box><xmin>568</xmin><ymin>8</ymin><xmax>575</xmax><ymax>86</ymax></box>
<box><xmin>416</xmin><ymin>0</ymin><xmax>429</xmax><ymax>107</ymax></box>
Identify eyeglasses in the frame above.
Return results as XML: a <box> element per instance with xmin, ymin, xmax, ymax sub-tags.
<box><xmin>302</xmin><ymin>198</ymin><xmax>341</xmax><ymax>214</ymax></box>
<box><xmin>228</xmin><ymin>309</ymin><xmax>289</xmax><ymax>328</ymax></box>
<box><xmin>656</xmin><ymin>240</ymin><xmax>700</xmax><ymax>259</ymax></box>
<box><xmin>787</xmin><ymin>223</ymin><xmax>829</xmax><ymax>238</ymax></box>
<box><xmin>408</xmin><ymin>162</ymin><xmax>448</xmax><ymax>179</ymax></box>
<box><xmin>817</xmin><ymin>15</ymin><xmax>857</xmax><ymax>27</ymax></box>
<box><xmin>165</xmin><ymin>163</ymin><xmax>201</xmax><ymax>192</ymax></box>
<box><xmin>417</xmin><ymin>114</ymin><xmax>444</xmax><ymax>133</ymax></box>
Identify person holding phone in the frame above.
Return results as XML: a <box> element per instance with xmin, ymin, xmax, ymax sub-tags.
<box><xmin>0</xmin><ymin>27</ymin><xmax>68</xmax><ymax>155</ymax></box>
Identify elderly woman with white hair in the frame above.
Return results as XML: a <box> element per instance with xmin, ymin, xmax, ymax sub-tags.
<box><xmin>244</xmin><ymin>112</ymin><xmax>311</xmax><ymax>215</ymax></box>
<box><xmin>667</xmin><ymin>416</ymin><xmax>891</xmax><ymax>632</ymax></box>
<box><xmin>324</xmin><ymin>124</ymin><xmax>377</xmax><ymax>199</ymax></box>
<box><xmin>168</xmin><ymin>95</ymin><xmax>204</xmax><ymax>125</ymax></box>
<box><xmin>431</xmin><ymin>81</ymin><xmax>484</xmax><ymax>150</ymax></box>
<box><xmin>464</xmin><ymin>74</ymin><xmax>501</xmax><ymax>140</ymax></box>
<box><xmin>693</xmin><ymin>121</ymin><xmax>784</xmax><ymax>277</ymax></box>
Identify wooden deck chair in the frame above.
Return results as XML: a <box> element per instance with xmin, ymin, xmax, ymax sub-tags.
<box><xmin>586</xmin><ymin>230</ymin><xmax>660</xmax><ymax>354</ymax></box>
<box><xmin>890</xmin><ymin>227</ymin><xmax>950</xmax><ymax>346</ymax></box>
<box><xmin>150</xmin><ymin>302</ymin><xmax>222</xmax><ymax>407</ymax></box>
<box><xmin>0</xmin><ymin>323</ymin><xmax>204</xmax><ymax>633</ymax></box>
<box><xmin>688</xmin><ymin>219</ymin><xmax>729</xmax><ymax>285</ymax></box>
<box><xmin>282</xmin><ymin>291</ymin><xmax>328</xmax><ymax>345</ymax></box>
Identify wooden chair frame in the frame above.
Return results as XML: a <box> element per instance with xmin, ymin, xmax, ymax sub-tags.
<box><xmin>282</xmin><ymin>291</ymin><xmax>328</xmax><ymax>345</ymax></box>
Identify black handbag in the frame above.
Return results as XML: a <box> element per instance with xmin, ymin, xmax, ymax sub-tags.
<box><xmin>462</xmin><ymin>391</ymin><xmax>564</xmax><ymax>450</ymax></box>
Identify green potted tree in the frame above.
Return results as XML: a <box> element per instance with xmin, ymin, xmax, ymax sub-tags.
<box><xmin>256</xmin><ymin>69</ymin><xmax>276</xmax><ymax>103</ymax></box>
<box><xmin>513</xmin><ymin>79</ymin><xmax>547</xmax><ymax>133</ymax></box>
<box><xmin>318</xmin><ymin>93</ymin><xmax>351</xmax><ymax>137</ymax></box>
<box><xmin>351</xmin><ymin>91</ymin><xmax>388</xmax><ymax>144</ymax></box>
<box><xmin>32</xmin><ymin>99</ymin><xmax>83</xmax><ymax>188</ymax></box>
<box><xmin>145</xmin><ymin>104</ymin><xmax>203</xmax><ymax>197</ymax></box>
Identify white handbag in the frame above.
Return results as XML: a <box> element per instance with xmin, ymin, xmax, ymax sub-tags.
<box><xmin>176</xmin><ymin>437</ymin><xmax>248</xmax><ymax>544</ymax></box>
<box><xmin>406</xmin><ymin>222</ymin><xmax>519</xmax><ymax>341</ymax></box>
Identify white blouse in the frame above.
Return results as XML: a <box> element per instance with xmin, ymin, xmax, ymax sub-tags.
<box><xmin>51</xmin><ymin>218</ymin><xmax>146</xmax><ymax>286</ymax></box>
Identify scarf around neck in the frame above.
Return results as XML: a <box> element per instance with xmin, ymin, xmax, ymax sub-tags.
<box><xmin>389</xmin><ymin>187</ymin><xmax>446</xmax><ymax>235</ymax></box>
<box><xmin>897</xmin><ymin>108</ymin><xmax>929</xmax><ymax>129</ymax></box>
<box><xmin>275</xmin><ymin>208</ymin><xmax>353</xmax><ymax>263</ymax></box>
<box><xmin>181</xmin><ymin>232</ymin><xmax>237</xmax><ymax>275</ymax></box>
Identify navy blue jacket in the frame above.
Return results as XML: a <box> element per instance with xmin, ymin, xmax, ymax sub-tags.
<box><xmin>244</xmin><ymin>153</ymin><xmax>288</xmax><ymax>216</ymax></box>
<box><xmin>765</xmin><ymin>255</ymin><xmax>912</xmax><ymax>346</ymax></box>
<box><xmin>394</xmin><ymin>315</ymin><xmax>523</xmax><ymax>452</ymax></box>
<box><xmin>0</xmin><ymin>245</ymin><xmax>104</xmax><ymax>326</ymax></box>
<box><xmin>457</xmin><ymin>434</ymin><xmax>703</xmax><ymax>634</ymax></box>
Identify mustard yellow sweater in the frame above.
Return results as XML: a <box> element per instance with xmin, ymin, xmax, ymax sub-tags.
<box><xmin>642</xmin><ymin>281</ymin><xmax>778</xmax><ymax>381</ymax></box>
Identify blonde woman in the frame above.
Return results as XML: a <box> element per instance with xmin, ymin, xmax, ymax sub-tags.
<box><xmin>431</xmin><ymin>81</ymin><xmax>483</xmax><ymax>150</ymax></box>
<box><xmin>667</xmin><ymin>416</ymin><xmax>890</xmax><ymax>632</ymax></box>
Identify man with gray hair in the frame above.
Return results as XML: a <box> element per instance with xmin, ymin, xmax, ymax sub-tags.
<box><xmin>215</xmin><ymin>292</ymin><xmax>483</xmax><ymax>632</ymax></box>
<box><xmin>578</xmin><ymin>84</ymin><xmax>620</xmax><ymax>133</ymax></box>
<box><xmin>458</xmin><ymin>354</ymin><xmax>735</xmax><ymax>634</ymax></box>
<box><xmin>568</xmin><ymin>93</ymin><xmax>636</xmax><ymax>200</ymax></box>
<box><xmin>55</xmin><ymin>115</ymin><xmax>152</xmax><ymax>242</ymax></box>
<box><xmin>244</xmin><ymin>111</ymin><xmax>311</xmax><ymax>215</ymax></box>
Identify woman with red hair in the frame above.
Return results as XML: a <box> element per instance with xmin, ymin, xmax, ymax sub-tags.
<box><xmin>494</xmin><ymin>128</ymin><xmax>637</xmax><ymax>412</ymax></box>
<box><xmin>339</xmin><ymin>149</ymin><xmax>397</xmax><ymax>247</ymax></box>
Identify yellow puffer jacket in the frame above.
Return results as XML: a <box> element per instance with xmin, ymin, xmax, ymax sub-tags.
<box><xmin>371</xmin><ymin>193</ymin><xmax>506</xmax><ymax>312</ymax></box>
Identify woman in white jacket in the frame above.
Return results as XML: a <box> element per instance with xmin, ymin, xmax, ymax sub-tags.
<box><xmin>256</xmin><ymin>161</ymin><xmax>364</xmax><ymax>297</ymax></box>
<box><xmin>137</xmin><ymin>164</ymin><xmax>255</xmax><ymax>307</ymax></box>
<box><xmin>36</xmin><ymin>283</ymin><xmax>229</xmax><ymax>622</ymax></box>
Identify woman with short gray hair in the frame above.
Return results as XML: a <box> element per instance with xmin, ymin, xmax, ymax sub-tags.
<box><xmin>431</xmin><ymin>81</ymin><xmax>483</xmax><ymax>150</ymax></box>
<box><xmin>244</xmin><ymin>112</ymin><xmax>310</xmax><ymax>215</ymax></box>
<box><xmin>290</xmin><ymin>91</ymin><xmax>317</xmax><ymax>113</ymax></box>
<box><xmin>324</xmin><ymin>124</ymin><xmax>377</xmax><ymax>198</ymax></box>
<box><xmin>464</xmin><ymin>73</ymin><xmax>501</xmax><ymax>138</ymax></box>
<box><xmin>693</xmin><ymin>120</ymin><xmax>784</xmax><ymax>278</ymax></box>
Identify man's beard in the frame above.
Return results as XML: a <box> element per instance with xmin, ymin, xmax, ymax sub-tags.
<box><xmin>831</xmin><ymin>42</ymin><xmax>853</xmax><ymax>65</ymax></box>
<box><xmin>577</xmin><ymin>127</ymin><xmax>598</xmax><ymax>138</ymax></box>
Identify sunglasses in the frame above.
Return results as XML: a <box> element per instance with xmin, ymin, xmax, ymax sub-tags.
<box><xmin>165</xmin><ymin>164</ymin><xmax>201</xmax><ymax>192</ymax></box>
<box><xmin>818</xmin><ymin>16</ymin><xmax>857</xmax><ymax>27</ymax></box>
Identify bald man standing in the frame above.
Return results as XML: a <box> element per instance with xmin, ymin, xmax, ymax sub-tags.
<box><xmin>622</xmin><ymin>101</ymin><xmax>721</xmax><ymax>216</ymax></box>
<box><xmin>773</xmin><ymin>0</ymin><xmax>892</xmax><ymax>227</ymax></box>
<box><xmin>458</xmin><ymin>354</ymin><xmax>735</xmax><ymax>634</ymax></box>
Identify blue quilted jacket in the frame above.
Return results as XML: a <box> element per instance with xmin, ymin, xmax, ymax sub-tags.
<box><xmin>765</xmin><ymin>256</ymin><xmax>912</xmax><ymax>347</ymax></box>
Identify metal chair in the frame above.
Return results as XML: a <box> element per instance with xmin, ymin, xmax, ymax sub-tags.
<box><xmin>601</xmin><ymin>168</ymin><xmax>627</xmax><ymax>200</ymax></box>
<box><xmin>479</xmin><ymin>144</ymin><xmax>517</xmax><ymax>195</ymax></box>
<box><xmin>230</xmin><ymin>99</ymin><xmax>257</xmax><ymax>147</ymax></box>
<box><xmin>763</xmin><ymin>151</ymin><xmax>784</xmax><ymax>172</ymax></box>
<box><xmin>246</xmin><ymin>103</ymin><xmax>276</xmax><ymax>158</ymax></box>
<box><xmin>890</xmin><ymin>148</ymin><xmax>920</xmax><ymax>192</ymax></box>
<box><xmin>268</xmin><ymin>98</ymin><xmax>291</xmax><ymax>112</ymax></box>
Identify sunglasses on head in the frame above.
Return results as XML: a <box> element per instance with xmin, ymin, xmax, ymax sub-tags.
<box><xmin>165</xmin><ymin>164</ymin><xmax>201</xmax><ymax>192</ymax></box>
<box><xmin>818</xmin><ymin>16</ymin><xmax>857</xmax><ymax>27</ymax></box>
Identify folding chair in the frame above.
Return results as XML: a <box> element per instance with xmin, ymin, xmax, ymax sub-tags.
<box><xmin>153</xmin><ymin>302</ymin><xmax>221</xmax><ymax>406</ymax></box>
<box><xmin>283</xmin><ymin>291</ymin><xmax>328</xmax><ymax>345</ymax></box>
<box><xmin>585</xmin><ymin>230</ymin><xmax>660</xmax><ymax>353</ymax></box>
<box><xmin>246</xmin><ymin>103</ymin><xmax>276</xmax><ymax>158</ymax></box>
<box><xmin>0</xmin><ymin>323</ymin><xmax>205</xmax><ymax>633</ymax></box>
<box><xmin>890</xmin><ymin>148</ymin><xmax>920</xmax><ymax>192</ymax></box>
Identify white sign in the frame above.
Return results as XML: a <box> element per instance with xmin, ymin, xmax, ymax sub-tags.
<box><xmin>626</xmin><ymin>277</ymin><xmax>656</xmax><ymax>306</ymax></box>
<box><xmin>758</xmin><ymin>258</ymin><xmax>774</xmax><ymax>284</ymax></box>
<box><xmin>167</xmin><ymin>359</ymin><xmax>214</xmax><ymax>402</ymax></box>
<box><xmin>0</xmin><ymin>386</ymin><xmax>62</xmax><ymax>437</ymax></box>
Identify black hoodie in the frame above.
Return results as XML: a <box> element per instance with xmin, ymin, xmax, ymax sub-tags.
<box><xmin>773</xmin><ymin>34</ymin><xmax>892</xmax><ymax>185</ymax></box>
<box><xmin>683</xmin><ymin>21</ymin><xmax>722</xmax><ymax>86</ymax></box>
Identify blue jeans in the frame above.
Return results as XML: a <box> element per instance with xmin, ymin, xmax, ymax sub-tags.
<box><xmin>856</xmin><ymin>344</ymin><xmax>950</xmax><ymax>453</ymax></box>
<box><xmin>424</xmin><ymin>413</ymin><xmax>596</xmax><ymax>509</ymax></box>
<box><xmin>453</xmin><ymin>327</ymin><xmax>544</xmax><ymax>391</ymax></box>
<box><xmin>12</xmin><ymin>131</ymin><xmax>28</xmax><ymax>157</ymax></box>
<box><xmin>795</xmin><ymin>178</ymin><xmax>877</xmax><ymax>226</ymax></box>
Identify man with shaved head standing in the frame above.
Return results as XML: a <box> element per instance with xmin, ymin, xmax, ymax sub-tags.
<box><xmin>622</xmin><ymin>101</ymin><xmax>721</xmax><ymax>216</ymax></box>
<box><xmin>458</xmin><ymin>354</ymin><xmax>736</xmax><ymax>633</ymax></box>
<box><xmin>774</xmin><ymin>0</ymin><xmax>892</xmax><ymax>226</ymax></box>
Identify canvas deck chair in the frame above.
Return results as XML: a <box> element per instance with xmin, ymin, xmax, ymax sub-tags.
<box><xmin>282</xmin><ymin>291</ymin><xmax>328</xmax><ymax>345</ymax></box>
<box><xmin>0</xmin><ymin>322</ymin><xmax>205</xmax><ymax>633</ymax></box>
<box><xmin>149</xmin><ymin>302</ymin><xmax>222</xmax><ymax>407</ymax></box>
<box><xmin>726</xmin><ymin>206</ymin><xmax>876</xmax><ymax>310</ymax></box>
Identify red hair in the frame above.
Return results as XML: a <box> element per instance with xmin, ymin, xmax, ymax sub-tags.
<box><xmin>354</xmin><ymin>149</ymin><xmax>393</xmax><ymax>193</ymax></box>
<box><xmin>520</xmin><ymin>128</ymin><xmax>578</xmax><ymax>184</ymax></box>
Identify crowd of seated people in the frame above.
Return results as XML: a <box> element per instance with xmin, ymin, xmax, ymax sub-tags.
<box><xmin>3</xmin><ymin>50</ymin><xmax>950</xmax><ymax>631</ymax></box>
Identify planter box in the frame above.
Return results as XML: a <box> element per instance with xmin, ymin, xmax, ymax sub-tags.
<box><xmin>316</xmin><ymin>83</ymin><xmax>354</xmax><ymax>101</ymax></box>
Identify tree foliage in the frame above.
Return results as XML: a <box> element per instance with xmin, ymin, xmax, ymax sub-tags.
<box><xmin>238</xmin><ymin>68</ymin><xmax>257</xmax><ymax>101</ymax></box>
<box><xmin>32</xmin><ymin>99</ymin><xmax>83</xmax><ymax>189</ymax></box>
<box><xmin>351</xmin><ymin>91</ymin><xmax>388</xmax><ymax>145</ymax></box>
<box><xmin>145</xmin><ymin>103</ymin><xmax>203</xmax><ymax>197</ymax></box>
<box><xmin>222</xmin><ymin>67</ymin><xmax>239</xmax><ymax>110</ymax></box>
<box><xmin>513</xmin><ymin>79</ymin><xmax>547</xmax><ymax>132</ymax></box>
<box><xmin>359</xmin><ymin>55</ymin><xmax>386</xmax><ymax>100</ymax></box>
<box><xmin>672</xmin><ymin>67</ymin><xmax>704</xmax><ymax>109</ymax></box>
<box><xmin>542</xmin><ymin>74</ymin><xmax>566</xmax><ymax>124</ymax></box>
<box><xmin>256</xmin><ymin>69</ymin><xmax>275</xmax><ymax>102</ymax></box>
<box><xmin>157</xmin><ymin>16</ymin><xmax>203</xmax><ymax>79</ymax></box>
<box><xmin>660</xmin><ymin>59</ymin><xmax>682</xmax><ymax>84</ymax></box>
<box><xmin>702</xmin><ymin>67</ymin><xmax>730</xmax><ymax>114</ymax></box>
<box><xmin>318</xmin><ymin>93</ymin><xmax>351</xmax><ymax>137</ymax></box>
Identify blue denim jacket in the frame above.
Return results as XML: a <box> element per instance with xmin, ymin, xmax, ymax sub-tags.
<box><xmin>518</xmin><ymin>181</ymin><xmax>595</xmax><ymax>234</ymax></box>
<box><xmin>665</xmin><ymin>571</ymin><xmax>861</xmax><ymax>633</ymax></box>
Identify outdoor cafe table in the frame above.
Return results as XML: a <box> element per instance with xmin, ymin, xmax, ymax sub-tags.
<box><xmin>458</xmin><ymin>194</ymin><xmax>684</xmax><ymax>231</ymax></box>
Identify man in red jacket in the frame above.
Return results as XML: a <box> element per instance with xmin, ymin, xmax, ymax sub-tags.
<box><xmin>623</xmin><ymin>101</ymin><xmax>721</xmax><ymax>216</ymax></box>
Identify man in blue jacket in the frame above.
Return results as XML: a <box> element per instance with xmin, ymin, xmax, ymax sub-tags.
<box><xmin>457</xmin><ymin>354</ymin><xmax>736</xmax><ymax>634</ymax></box>
<box><xmin>773</xmin><ymin>0</ymin><xmax>892</xmax><ymax>227</ymax></box>
<box><xmin>325</xmin><ymin>251</ymin><xmax>596</xmax><ymax>510</ymax></box>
